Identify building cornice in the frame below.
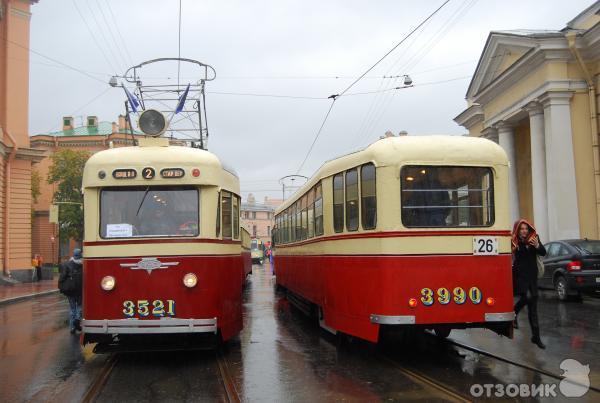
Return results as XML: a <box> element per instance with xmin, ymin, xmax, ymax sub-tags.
<box><xmin>14</xmin><ymin>147</ymin><xmax>45</xmax><ymax>162</ymax></box>
<box><xmin>453</xmin><ymin>104</ymin><xmax>484</xmax><ymax>129</ymax></box>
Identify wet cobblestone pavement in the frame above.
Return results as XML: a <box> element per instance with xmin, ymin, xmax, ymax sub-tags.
<box><xmin>1</xmin><ymin>263</ymin><xmax>600</xmax><ymax>402</ymax></box>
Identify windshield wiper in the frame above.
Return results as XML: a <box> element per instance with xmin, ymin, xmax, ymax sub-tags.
<box><xmin>136</xmin><ymin>186</ymin><xmax>151</xmax><ymax>217</ymax></box>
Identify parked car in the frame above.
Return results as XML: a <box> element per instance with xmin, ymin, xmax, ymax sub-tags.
<box><xmin>539</xmin><ymin>239</ymin><xmax>600</xmax><ymax>301</ymax></box>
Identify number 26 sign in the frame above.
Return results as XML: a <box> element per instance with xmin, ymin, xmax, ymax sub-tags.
<box><xmin>473</xmin><ymin>237</ymin><xmax>498</xmax><ymax>255</ymax></box>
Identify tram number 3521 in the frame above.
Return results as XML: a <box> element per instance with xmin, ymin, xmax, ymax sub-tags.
<box><xmin>122</xmin><ymin>299</ymin><xmax>176</xmax><ymax>318</ymax></box>
<box><xmin>420</xmin><ymin>286</ymin><xmax>482</xmax><ymax>306</ymax></box>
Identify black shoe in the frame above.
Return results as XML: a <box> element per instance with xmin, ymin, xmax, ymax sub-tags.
<box><xmin>70</xmin><ymin>327</ymin><xmax>76</xmax><ymax>334</ymax></box>
<box><xmin>531</xmin><ymin>336</ymin><xmax>546</xmax><ymax>349</ymax></box>
<box><xmin>513</xmin><ymin>318</ymin><xmax>519</xmax><ymax>329</ymax></box>
<box><xmin>74</xmin><ymin>319</ymin><xmax>82</xmax><ymax>331</ymax></box>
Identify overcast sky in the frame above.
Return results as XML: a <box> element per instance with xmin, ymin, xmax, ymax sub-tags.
<box><xmin>28</xmin><ymin>0</ymin><xmax>593</xmax><ymax>201</ymax></box>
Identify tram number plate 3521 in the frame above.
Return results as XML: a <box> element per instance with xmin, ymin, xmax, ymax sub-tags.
<box><xmin>122</xmin><ymin>299</ymin><xmax>175</xmax><ymax>318</ymax></box>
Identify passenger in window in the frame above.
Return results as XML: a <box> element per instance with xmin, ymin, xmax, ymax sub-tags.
<box><xmin>511</xmin><ymin>219</ymin><xmax>547</xmax><ymax>349</ymax></box>
<box><xmin>140</xmin><ymin>199</ymin><xmax>176</xmax><ymax>236</ymax></box>
<box><xmin>425</xmin><ymin>173</ymin><xmax>451</xmax><ymax>226</ymax></box>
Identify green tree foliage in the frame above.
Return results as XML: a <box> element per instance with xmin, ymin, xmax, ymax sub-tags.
<box><xmin>31</xmin><ymin>169</ymin><xmax>41</xmax><ymax>204</ymax></box>
<box><xmin>47</xmin><ymin>149</ymin><xmax>90</xmax><ymax>242</ymax></box>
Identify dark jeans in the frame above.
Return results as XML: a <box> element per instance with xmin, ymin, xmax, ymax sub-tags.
<box><xmin>67</xmin><ymin>295</ymin><xmax>82</xmax><ymax>330</ymax></box>
<box><xmin>514</xmin><ymin>290</ymin><xmax>541</xmax><ymax>338</ymax></box>
<box><xmin>35</xmin><ymin>266</ymin><xmax>42</xmax><ymax>281</ymax></box>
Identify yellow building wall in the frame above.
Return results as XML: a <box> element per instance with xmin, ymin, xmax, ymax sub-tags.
<box><xmin>514</xmin><ymin>121</ymin><xmax>533</xmax><ymax>223</ymax></box>
<box><xmin>570</xmin><ymin>91</ymin><xmax>598</xmax><ymax>238</ymax></box>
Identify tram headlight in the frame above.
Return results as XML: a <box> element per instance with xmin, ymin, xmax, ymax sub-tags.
<box><xmin>183</xmin><ymin>273</ymin><xmax>198</xmax><ymax>288</ymax></box>
<box><xmin>138</xmin><ymin>109</ymin><xmax>167</xmax><ymax>137</ymax></box>
<box><xmin>408</xmin><ymin>298</ymin><xmax>418</xmax><ymax>308</ymax></box>
<box><xmin>101</xmin><ymin>276</ymin><xmax>116</xmax><ymax>291</ymax></box>
<box><xmin>486</xmin><ymin>297</ymin><xmax>495</xmax><ymax>306</ymax></box>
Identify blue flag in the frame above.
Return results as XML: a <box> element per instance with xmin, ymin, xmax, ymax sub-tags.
<box><xmin>123</xmin><ymin>86</ymin><xmax>140</xmax><ymax>113</ymax></box>
<box><xmin>175</xmin><ymin>84</ymin><xmax>190</xmax><ymax>114</ymax></box>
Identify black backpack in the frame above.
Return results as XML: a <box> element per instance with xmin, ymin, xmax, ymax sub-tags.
<box><xmin>58</xmin><ymin>260</ymin><xmax>83</xmax><ymax>296</ymax></box>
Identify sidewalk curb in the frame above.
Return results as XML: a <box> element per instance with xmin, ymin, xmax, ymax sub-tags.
<box><xmin>0</xmin><ymin>289</ymin><xmax>60</xmax><ymax>306</ymax></box>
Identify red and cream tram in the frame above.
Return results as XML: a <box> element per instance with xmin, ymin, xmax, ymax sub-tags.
<box><xmin>81</xmin><ymin>137</ymin><xmax>247</xmax><ymax>350</ymax></box>
<box><xmin>273</xmin><ymin>135</ymin><xmax>514</xmax><ymax>342</ymax></box>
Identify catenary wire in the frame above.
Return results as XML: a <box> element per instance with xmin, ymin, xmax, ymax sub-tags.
<box><xmin>85</xmin><ymin>0</ymin><xmax>126</xmax><ymax>73</ymax></box>
<box><xmin>96</xmin><ymin>0</ymin><xmax>130</xmax><ymax>70</ymax></box>
<box><xmin>104</xmin><ymin>0</ymin><xmax>134</xmax><ymax>66</ymax></box>
<box><xmin>71</xmin><ymin>0</ymin><xmax>119</xmax><ymax>73</ymax></box>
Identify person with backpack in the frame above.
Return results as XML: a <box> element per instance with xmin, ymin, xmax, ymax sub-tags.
<box><xmin>58</xmin><ymin>248</ymin><xmax>83</xmax><ymax>334</ymax></box>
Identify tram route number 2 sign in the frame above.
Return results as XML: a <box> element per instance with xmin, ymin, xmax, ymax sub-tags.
<box><xmin>473</xmin><ymin>237</ymin><xmax>498</xmax><ymax>255</ymax></box>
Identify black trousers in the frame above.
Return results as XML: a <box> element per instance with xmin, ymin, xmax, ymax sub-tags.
<box><xmin>514</xmin><ymin>288</ymin><xmax>541</xmax><ymax>338</ymax></box>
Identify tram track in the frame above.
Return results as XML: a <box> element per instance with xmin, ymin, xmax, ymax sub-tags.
<box><xmin>443</xmin><ymin>336</ymin><xmax>600</xmax><ymax>394</ymax></box>
<box><xmin>81</xmin><ymin>353</ymin><xmax>119</xmax><ymax>403</ymax></box>
<box><xmin>378</xmin><ymin>353</ymin><xmax>472</xmax><ymax>402</ymax></box>
<box><xmin>216</xmin><ymin>350</ymin><xmax>241</xmax><ymax>403</ymax></box>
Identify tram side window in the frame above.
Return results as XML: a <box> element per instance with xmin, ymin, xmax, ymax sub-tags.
<box><xmin>333</xmin><ymin>173</ymin><xmax>344</xmax><ymax>233</ymax></box>
<box><xmin>361</xmin><ymin>163</ymin><xmax>377</xmax><ymax>230</ymax></box>
<box><xmin>314</xmin><ymin>183</ymin><xmax>323</xmax><ymax>236</ymax></box>
<box><xmin>233</xmin><ymin>196</ymin><xmax>240</xmax><ymax>239</ymax></box>
<box><xmin>222</xmin><ymin>191</ymin><xmax>233</xmax><ymax>238</ymax></box>
<box><xmin>301</xmin><ymin>195</ymin><xmax>308</xmax><ymax>240</ymax></box>
<box><xmin>307</xmin><ymin>189</ymin><xmax>315</xmax><ymax>238</ymax></box>
<box><xmin>100</xmin><ymin>186</ymin><xmax>199</xmax><ymax>238</ymax></box>
<box><xmin>346</xmin><ymin>169</ymin><xmax>359</xmax><ymax>232</ymax></box>
<box><xmin>291</xmin><ymin>204</ymin><xmax>297</xmax><ymax>242</ymax></box>
<box><xmin>295</xmin><ymin>201</ymin><xmax>302</xmax><ymax>241</ymax></box>
<box><xmin>400</xmin><ymin>166</ymin><xmax>494</xmax><ymax>227</ymax></box>
<box><xmin>216</xmin><ymin>191</ymin><xmax>221</xmax><ymax>237</ymax></box>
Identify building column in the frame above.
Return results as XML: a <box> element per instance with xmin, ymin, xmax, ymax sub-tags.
<box><xmin>541</xmin><ymin>91</ymin><xmax>580</xmax><ymax>240</ymax></box>
<box><xmin>525</xmin><ymin>102</ymin><xmax>549</xmax><ymax>242</ymax></box>
<box><xmin>495</xmin><ymin>121</ymin><xmax>520</xmax><ymax>224</ymax></box>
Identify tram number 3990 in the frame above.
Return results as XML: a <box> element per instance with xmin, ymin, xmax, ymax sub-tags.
<box><xmin>420</xmin><ymin>286</ymin><xmax>482</xmax><ymax>306</ymax></box>
<box><xmin>123</xmin><ymin>299</ymin><xmax>176</xmax><ymax>318</ymax></box>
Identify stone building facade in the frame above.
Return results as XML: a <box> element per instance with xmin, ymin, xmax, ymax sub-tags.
<box><xmin>0</xmin><ymin>0</ymin><xmax>44</xmax><ymax>280</ymax></box>
<box><xmin>240</xmin><ymin>194</ymin><xmax>282</xmax><ymax>244</ymax></box>
<box><xmin>455</xmin><ymin>3</ymin><xmax>600</xmax><ymax>242</ymax></box>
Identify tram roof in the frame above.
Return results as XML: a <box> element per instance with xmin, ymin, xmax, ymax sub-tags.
<box><xmin>277</xmin><ymin>134</ymin><xmax>508</xmax><ymax>213</ymax></box>
<box><xmin>82</xmin><ymin>139</ymin><xmax>239</xmax><ymax>191</ymax></box>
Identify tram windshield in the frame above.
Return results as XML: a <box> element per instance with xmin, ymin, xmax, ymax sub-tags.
<box><xmin>401</xmin><ymin>166</ymin><xmax>494</xmax><ymax>228</ymax></box>
<box><xmin>100</xmin><ymin>186</ymin><xmax>199</xmax><ymax>238</ymax></box>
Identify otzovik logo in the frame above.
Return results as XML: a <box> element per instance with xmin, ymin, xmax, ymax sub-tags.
<box><xmin>120</xmin><ymin>258</ymin><xmax>179</xmax><ymax>274</ymax></box>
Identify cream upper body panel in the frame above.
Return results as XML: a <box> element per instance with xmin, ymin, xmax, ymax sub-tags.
<box><xmin>277</xmin><ymin>135</ymin><xmax>508</xmax><ymax>213</ymax></box>
<box><xmin>82</xmin><ymin>138</ymin><xmax>239</xmax><ymax>193</ymax></box>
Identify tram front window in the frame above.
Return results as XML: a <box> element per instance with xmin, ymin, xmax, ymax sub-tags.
<box><xmin>100</xmin><ymin>186</ymin><xmax>199</xmax><ymax>238</ymax></box>
<box><xmin>401</xmin><ymin>166</ymin><xmax>494</xmax><ymax>228</ymax></box>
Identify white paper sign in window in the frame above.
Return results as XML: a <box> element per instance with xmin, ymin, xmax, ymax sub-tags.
<box><xmin>106</xmin><ymin>223</ymin><xmax>133</xmax><ymax>238</ymax></box>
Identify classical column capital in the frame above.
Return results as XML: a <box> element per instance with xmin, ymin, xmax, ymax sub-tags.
<box><xmin>493</xmin><ymin>120</ymin><xmax>514</xmax><ymax>133</ymax></box>
<box><xmin>524</xmin><ymin>101</ymin><xmax>544</xmax><ymax>116</ymax></box>
<box><xmin>539</xmin><ymin>90</ymin><xmax>574</xmax><ymax>107</ymax></box>
<box><xmin>480</xmin><ymin>126</ymin><xmax>498</xmax><ymax>143</ymax></box>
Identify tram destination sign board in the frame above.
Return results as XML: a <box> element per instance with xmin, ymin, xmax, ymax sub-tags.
<box><xmin>161</xmin><ymin>168</ymin><xmax>185</xmax><ymax>178</ymax></box>
<box><xmin>112</xmin><ymin>169</ymin><xmax>137</xmax><ymax>179</ymax></box>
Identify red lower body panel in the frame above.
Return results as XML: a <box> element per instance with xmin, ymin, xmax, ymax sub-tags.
<box><xmin>275</xmin><ymin>254</ymin><xmax>513</xmax><ymax>342</ymax></box>
<box><xmin>83</xmin><ymin>254</ymin><xmax>243</xmax><ymax>343</ymax></box>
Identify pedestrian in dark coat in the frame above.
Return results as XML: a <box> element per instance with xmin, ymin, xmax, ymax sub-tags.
<box><xmin>59</xmin><ymin>248</ymin><xmax>83</xmax><ymax>334</ymax></box>
<box><xmin>512</xmin><ymin>219</ymin><xmax>546</xmax><ymax>349</ymax></box>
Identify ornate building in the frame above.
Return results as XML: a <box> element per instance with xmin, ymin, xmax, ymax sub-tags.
<box><xmin>455</xmin><ymin>3</ymin><xmax>600</xmax><ymax>242</ymax></box>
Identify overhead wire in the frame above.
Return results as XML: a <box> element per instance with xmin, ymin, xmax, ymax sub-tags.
<box><xmin>71</xmin><ymin>0</ymin><xmax>119</xmax><ymax>73</ymax></box>
<box><xmin>335</xmin><ymin>0</ymin><xmax>450</xmax><ymax>98</ymax></box>
<box><xmin>295</xmin><ymin>0</ymin><xmax>452</xmax><ymax>175</ymax></box>
<box><xmin>84</xmin><ymin>0</ymin><xmax>126</xmax><ymax>73</ymax></box>
<box><xmin>103</xmin><ymin>0</ymin><xmax>134</xmax><ymax>66</ymax></box>
<box><xmin>95</xmin><ymin>0</ymin><xmax>130</xmax><ymax>69</ymax></box>
<box><xmin>355</xmin><ymin>0</ymin><xmax>478</xmax><ymax>147</ymax></box>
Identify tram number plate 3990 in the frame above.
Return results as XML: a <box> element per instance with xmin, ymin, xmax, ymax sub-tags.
<box><xmin>122</xmin><ymin>299</ymin><xmax>175</xmax><ymax>318</ymax></box>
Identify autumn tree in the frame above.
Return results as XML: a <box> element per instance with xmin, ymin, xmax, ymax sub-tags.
<box><xmin>47</xmin><ymin>149</ymin><xmax>90</xmax><ymax>242</ymax></box>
